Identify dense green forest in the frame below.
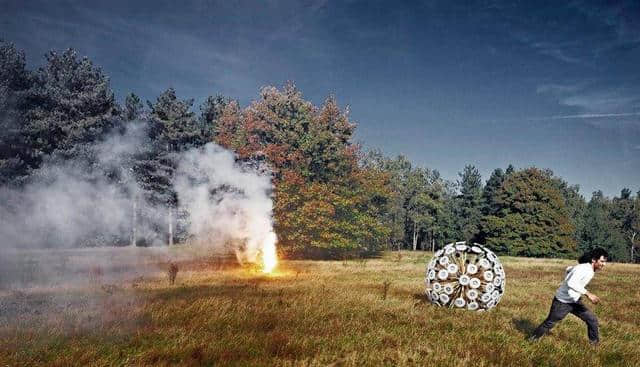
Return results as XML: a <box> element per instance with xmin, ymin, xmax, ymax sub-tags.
<box><xmin>1</xmin><ymin>41</ymin><xmax>638</xmax><ymax>262</ymax></box>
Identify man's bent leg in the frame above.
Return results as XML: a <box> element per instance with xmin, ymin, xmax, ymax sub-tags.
<box><xmin>531</xmin><ymin>298</ymin><xmax>573</xmax><ymax>339</ymax></box>
<box><xmin>571</xmin><ymin>300</ymin><xmax>599</xmax><ymax>343</ymax></box>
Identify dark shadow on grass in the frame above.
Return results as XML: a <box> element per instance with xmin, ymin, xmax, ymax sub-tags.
<box><xmin>512</xmin><ymin>317</ymin><xmax>537</xmax><ymax>339</ymax></box>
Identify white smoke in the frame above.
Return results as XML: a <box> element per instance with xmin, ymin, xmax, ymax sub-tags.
<box><xmin>0</xmin><ymin>123</ymin><xmax>277</xmax><ymax>287</ymax></box>
<box><xmin>0</xmin><ymin>123</ymin><xmax>153</xmax><ymax>249</ymax></box>
<box><xmin>174</xmin><ymin>143</ymin><xmax>277</xmax><ymax>264</ymax></box>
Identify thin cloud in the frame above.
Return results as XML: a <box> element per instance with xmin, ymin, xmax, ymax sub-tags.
<box><xmin>561</xmin><ymin>93</ymin><xmax>638</xmax><ymax>114</ymax></box>
<box><xmin>531</xmin><ymin>42</ymin><xmax>584</xmax><ymax>65</ymax></box>
<box><xmin>508</xmin><ymin>1</ymin><xmax>639</xmax><ymax>66</ymax></box>
<box><xmin>525</xmin><ymin>112</ymin><xmax>640</xmax><ymax>124</ymax></box>
<box><xmin>536</xmin><ymin>81</ymin><xmax>640</xmax><ymax>122</ymax></box>
<box><xmin>536</xmin><ymin>83</ymin><xmax>582</xmax><ymax>95</ymax></box>
<box><xmin>543</xmin><ymin>112</ymin><xmax>640</xmax><ymax>120</ymax></box>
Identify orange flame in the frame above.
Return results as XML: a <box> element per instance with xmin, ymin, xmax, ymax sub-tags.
<box><xmin>262</xmin><ymin>232</ymin><xmax>278</xmax><ymax>273</ymax></box>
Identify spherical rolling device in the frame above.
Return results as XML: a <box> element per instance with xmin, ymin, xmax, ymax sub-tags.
<box><xmin>425</xmin><ymin>241</ymin><xmax>505</xmax><ymax>311</ymax></box>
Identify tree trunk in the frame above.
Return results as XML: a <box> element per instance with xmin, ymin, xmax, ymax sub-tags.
<box><xmin>632</xmin><ymin>232</ymin><xmax>637</xmax><ymax>263</ymax></box>
<box><xmin>130</xmin><ymin>195</ymin><xmax>137</xmax><ymax>247</ymax></box>
<box><xmin>412</xmin><ymin>222</ymin><xmax>418</xmax><ymax>251</ymax></box>
<box><xmin>431</xmin><ymin>230</ymin><xmax>435</xmax><ymax>252</ymax></box>
<box><xmin>168</xmin><ymin>207</ymin><xmax>173</xmax><ymax>246</ymax></box>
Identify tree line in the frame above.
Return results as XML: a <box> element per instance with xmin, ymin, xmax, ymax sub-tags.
<box><xmin>1</xmin><ymin>41</ymin><xmax>638</xmax><ymax>262</ymax></box>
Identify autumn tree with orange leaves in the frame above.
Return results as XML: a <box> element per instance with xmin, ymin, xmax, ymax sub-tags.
<box><xmin>215</xmin><ymin>83</ymin><xmax>391</xmax><ymax>257</ymax></box>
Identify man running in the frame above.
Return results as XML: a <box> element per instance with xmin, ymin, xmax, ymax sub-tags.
<box><xmin>530</xmin><ymin>248</ymin><xmax>608</xmax><ymax>345</ymax></box>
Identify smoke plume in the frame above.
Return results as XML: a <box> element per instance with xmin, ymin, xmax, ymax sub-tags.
<box><xmin>0</xmin><ymin>123</ymin><xmax>277</xmax><ymax>287</ymax></box>
<box><xmin>174</xmin><ymin>143</ymin><xmax>277</xmax><ymax>265</ymax></box>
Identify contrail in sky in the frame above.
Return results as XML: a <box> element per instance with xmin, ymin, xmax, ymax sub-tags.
<box><xmin>533</xmin><ymin>112</ymin><xmax>640</xmax><ymax>120</ymax></box>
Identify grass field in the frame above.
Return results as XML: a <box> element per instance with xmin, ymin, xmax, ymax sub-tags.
<box><xmin>1</xmin><ymin>249</ymin><xmax>639</xmax><ymax>366</ymax></box>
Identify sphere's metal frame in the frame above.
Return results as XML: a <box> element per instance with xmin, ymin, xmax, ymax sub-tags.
<box><xmin>425</xmin><ymin>241</ymin><xmax>506</xmax><ymax>311</ymax></box>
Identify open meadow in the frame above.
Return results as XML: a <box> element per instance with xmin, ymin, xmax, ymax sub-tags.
<box><xmin>1</xmin><ymin>249</ymin><xmax>639</xmax><ymax>366</ymax></box>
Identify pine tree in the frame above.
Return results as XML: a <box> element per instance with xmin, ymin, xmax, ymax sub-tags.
<box><xmin>21</xmin><ymin>49</ymin><xmax>120</xmax><ymax>167</ymax></box>
<box><xmin>139</xmin><ymin>88</ymin><xmax>206</xmax><ymax>245</ymax></box>
<box><xmin>124</xmin><ymin>93</ymin><xmax>144</xmax><ymax>121</ymax></box>
<box><xmin>199</xmin><ymin>94</ymin><xmax>230</xmax><ymax>141</ymax></box>
<box><xmin>147</xmin><ymin>87</ymin><xmax>204</xmax><ymax>152</ymax></box>
<box><xmin>482</xmin><ymin>168</ymin><xmax>505</xmax><ymax>216</ymax></box>
<box><xmin>455</xmin><ymin>165</ymin><xmax>483</xmax><ymax>242</ymax></box>
<box><xmin>0</xmin><ymin>41</ymin><xmax>31</xmax><ymax>184</ymax></box>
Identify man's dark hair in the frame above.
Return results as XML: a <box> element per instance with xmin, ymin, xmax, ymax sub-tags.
<box><xmin>578</xmin><ymin>248</ymin><xmax>609</xmax><ymax>264</ymax></box>
<box><xmin>590</xmin><ymin>248</ymin><xmax>609</xmax><ymax>261</ymax></box>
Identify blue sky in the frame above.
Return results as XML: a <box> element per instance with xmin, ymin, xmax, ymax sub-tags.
<box><xmin>3</xmin><ymin>0</ymin><xmax>639</xmax><ymax>197</ymax></box>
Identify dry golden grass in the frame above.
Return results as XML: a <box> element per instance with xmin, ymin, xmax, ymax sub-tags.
<box><xmin>1</xmin><ymin>250</ymin><xmax>639</xmax><ymax>366</ymax></box>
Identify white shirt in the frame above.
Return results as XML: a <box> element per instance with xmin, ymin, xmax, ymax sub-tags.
<box><xmin>555</xmin><ymin>263</ymin><xmax>594</xmax><ymax>303</ymax></box>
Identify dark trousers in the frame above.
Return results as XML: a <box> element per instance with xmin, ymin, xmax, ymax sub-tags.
<box><xmin>532</xmin><ymin>297</ymin><xmax>599</xmax><ymax>342</ymax></box>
